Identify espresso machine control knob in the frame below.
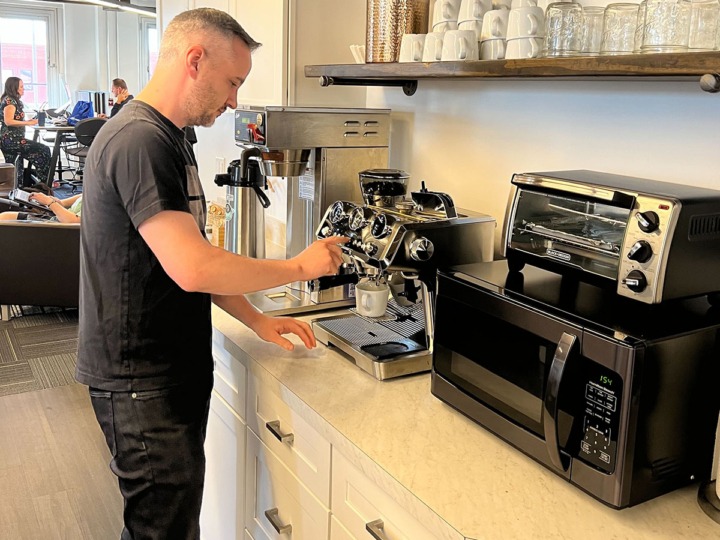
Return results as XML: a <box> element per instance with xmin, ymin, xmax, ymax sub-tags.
<box><xmin>362</xmin><ymin>242</ymin><xmax>379</xmax><ymax>257</ymax></box>
<box><xmin>371</xmin><ymin>213</ymin><xmax>391</xmax><ymax>239</ymax></box>
<box><xmin>627</xmin><ymin>240</ymin><xmax>653</xmax><ymax>263</ymax></box>
<box><xmin>623</xmin><ymin>270</ymin><xmax>648</xmax><ymax>292</ymax></box>
<box><xmin>410</xmin><ymin>237</ymin><xmax>434</xmax><ymax>262</ymax></box>
<box><xmin>320</xmin><ymin>226</ymin><xmax>333</xmax><ymax>238</ymax></box>
<box><xmin>635</xmin><ymin>211</ymin><xmax>660</xmax><ymax>233</ymax></box>
<box><xmin>329</xmin><ymin>201</ymin><xmax>348</xmax><ymax>226</ymax></box>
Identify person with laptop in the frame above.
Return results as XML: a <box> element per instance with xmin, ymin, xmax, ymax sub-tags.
<box><xmin>0</xmin><ymin>191</ymin><xmax>81</xmax><ymax>223</ymax></box>
<box><xmin>0</xmin><ymin>77</ymin><xmax>52</xmax><ymax>183</ymax></box>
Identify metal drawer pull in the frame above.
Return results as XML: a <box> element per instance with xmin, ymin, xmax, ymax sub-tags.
<box><xmin>366</xmin><ymin>518</ymin><xmax>390</xmax><ymax>540</ymax></box>
<box><xmin>264</xmin><ymin>508</ymin><xmax>292</xmax><ymax>535</ymax></box>
<box><xmin>266</xmin><ymin>420</ymin><xmax>294</xmax><ymax>445</ymax></box>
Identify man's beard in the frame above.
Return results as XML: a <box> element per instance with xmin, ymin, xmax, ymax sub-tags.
<box><xmin>183</xmin><ymin>84</ymin><xmax>222</xmax><ymax>127</ymax></box>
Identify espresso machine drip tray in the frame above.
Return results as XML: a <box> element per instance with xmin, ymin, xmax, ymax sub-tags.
<box><xmin>312</xmin><ymin>300</ymin><xmax>430</xmax><ymax>380</ymax></box>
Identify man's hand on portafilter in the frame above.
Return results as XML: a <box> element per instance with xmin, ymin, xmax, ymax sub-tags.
<box><xmin>293</xmin><ymin>236</ymin><xmax>349</xmax><ymax>279</ymax></box>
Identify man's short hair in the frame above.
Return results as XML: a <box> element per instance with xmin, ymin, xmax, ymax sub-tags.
<box><xmin>158</xmin><ymin>8</ymin><xmax>261</xmax><ymax>63</ymax></box>
<box><xmin>112</xmin><ymin>78</ymin><xmax>127</xmax><ymax>90</ymax></box>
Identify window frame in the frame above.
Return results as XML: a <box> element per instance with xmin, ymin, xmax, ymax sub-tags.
<box><xmin>139</xmin><ymin>16</ymin><xmax>156</xmax><ymax>88</ymax></box>
<box><xmin>0</xmin><ymin>1</ymin><xmax>65</xmax><ymax>107</ymax></box>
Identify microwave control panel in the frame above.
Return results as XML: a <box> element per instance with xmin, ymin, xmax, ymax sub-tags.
<box><xmin>577</xmin><ymin>366</ymin><xmax>623</xmax><ymax>474</ymax></box>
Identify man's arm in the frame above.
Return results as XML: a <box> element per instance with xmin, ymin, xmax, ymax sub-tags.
<box><xmin>138</xmin><ymin>210</ymin><xmax>347</xmax><ymax>295</ymax></box>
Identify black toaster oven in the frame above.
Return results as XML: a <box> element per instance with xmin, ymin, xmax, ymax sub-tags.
<box><xmin>504</xmin><ymin>170</ymin><xmax>720</xmax><ymax>304</ymax></box>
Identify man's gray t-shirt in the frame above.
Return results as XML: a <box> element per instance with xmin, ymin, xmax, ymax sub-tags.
<box><xmin>76</xmin><ymin>100</ymin><xmax>211</xmax><ymax>391</ymax></box>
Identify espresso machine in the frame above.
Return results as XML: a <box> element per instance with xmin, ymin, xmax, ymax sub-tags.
<box><xmin>312</xmin><ymin>177</ymin><xmax>496</xmax><ymax>380</ymax></box>
<box><xmin>216</xmin><ymin>106</ymin><xmax>391</xmax><ymax>315</ymax></box>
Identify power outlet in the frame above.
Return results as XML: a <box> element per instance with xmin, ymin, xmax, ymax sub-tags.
<box><xmin>215</xmin><ymin>157</ymin><xmax>226</xmax><ymax>174</ymax></box>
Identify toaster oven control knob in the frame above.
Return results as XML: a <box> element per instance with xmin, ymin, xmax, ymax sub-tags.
<box><xmin>627</xmin><ymin>240</ymin><xmax>653</xmax><ymax>263</ymax></box>
<box><xmin>635</xmin><ymin>211</ymin><xmax>660</xmax><ymax>233</ymax></box>
<box><xmin>410</xmin><ymin>237</ymin><xmax>435</xmax><ymax>262</ymax></box>
<box><xmin>623</xmin><ymin>270</ymin><xmax>648</xmax><ymax>293</ymax></box>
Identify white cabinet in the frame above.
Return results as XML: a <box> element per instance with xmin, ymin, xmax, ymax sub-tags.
<box><xmin>246</xmin><ymin>374</ymin><xmax>331</xmax><ymax>506</ymax></box>
<box><xmin>245</xmin><ymin>429</ymin><xmax>330</xmax><ymax>540</ymax></box>
<box><xmin>201</xmin><ymin>391</ymin><xmax>246</xmax><ymax>540</ymax></box>
<box><xmin>331</xmin><ymin>449</ymin><xmax>453</xmax><ymax>540</ymax></box>
<box><xmin>201</xmin><ymin>337</ymin><xmax>249</xmax><ymax>540</ymax></box>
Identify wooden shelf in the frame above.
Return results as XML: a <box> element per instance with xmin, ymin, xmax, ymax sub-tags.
<box><xmin>305</xmin><ymin>51</ymin><xmax>720</xmax><ymax>95</ymax></box>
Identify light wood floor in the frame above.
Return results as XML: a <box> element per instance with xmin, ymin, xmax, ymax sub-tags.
<box><xmin>0</xmin><ymin>383</ymin><xmax>123</xmax><ymax>539</ymax></box>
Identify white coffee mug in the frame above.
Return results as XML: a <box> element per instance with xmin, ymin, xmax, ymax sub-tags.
<box><xmin>422</xmin><ymin>31</ymin><xmax>446</xmax><ymax>61</ymax></box>
<box><xmin>458</xmin><ymin>0</ymin><xmax>492</xmax><ymax>22</ymax></box>
<box><xmin>480</xmin><ymin>37</ymin><xmax>507</xmax><ymax>59</ymax></box>
<box><xmin>480</xmin><ymin>9</ymin><xmax>510</xmax><ymax>41</ymax></box>
<box><xmin>433</xmin><ymin>0</ymin><xmax>463</xmax><ymax>25</ymax></box>
<box><xmin>493</xmin><ymin>0</ymin><xmax>512</xmax><ymax>9</ymax></box>
<box><xmin>399</xmin><ymin>33</ymin><xmax>427</xmax><ymax>62</ymax></box>
<box><xmin>505</xmin><ymin>36</ymin><xmax>542</xmax><ymax>58</ymax></box>
<box><xmin>355</xmin><ymin>279</ymin><xmax>390</xmax><ymax>318</ymax></box>
<box><xmin>458</xmin><ymin>19</ymin><xmax>484</xmax><ymax>40</ymax></box>
<box><xmin>441</xmin><ymin>29</ymin><xmax>480</xmax><ymax>60</ymax></box>
<box><xmin>506</xmin><ymin>6</ymin><xmax>545</xmax><ymax>39</ymax></box>
<box><xmin>510</xmin><ymin>0</ymin><xmax>538</xmax><ymax>8</ymax></box>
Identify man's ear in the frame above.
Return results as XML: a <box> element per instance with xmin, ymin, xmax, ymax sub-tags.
<box><xmin>185</xmin><ymin>45</ymin><xmax>205</xmax><ymax>78</ymax></box>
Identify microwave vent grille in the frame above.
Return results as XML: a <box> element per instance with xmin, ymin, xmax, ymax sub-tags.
<box><xmin>650</xmin><ymin>456</ymin><xmax>682</xmax><ymax>480</ymax></box>
<box><xmin>689</xmin><ymin>213</ymin><xmax>720</xmax><ymax>241</ymax></box>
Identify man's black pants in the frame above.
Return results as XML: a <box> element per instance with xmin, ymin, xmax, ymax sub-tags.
<box><xmin>89</xmin><ymin>379</ymin><xmax>213</xmax><ymax>540</ymax></box>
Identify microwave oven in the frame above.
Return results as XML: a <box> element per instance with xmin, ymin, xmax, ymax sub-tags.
<box><xmin>431</xmin><ymin>260</ymin><xmax>720</xmax><ymax>508</ymax></box>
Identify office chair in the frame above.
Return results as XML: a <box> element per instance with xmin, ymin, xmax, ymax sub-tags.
<box><xmin>61</xmin><ymin>117</ymin><xmax>107</xmax><ymax>191</ymax></box>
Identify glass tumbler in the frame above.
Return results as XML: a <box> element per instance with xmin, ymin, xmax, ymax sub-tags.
<box><xmin>600</xmin><ymin>3</ymin><xmax>641</xmax><ymax>55</ymax></box>
<box><xmin>641</xmin><ymin>0</ymin><xmax>691</xmax><ymax>52</ymax></box>
<box><xmin>580</xmin><ymin>6</ymin><xmax>605</xmax><ymax>55</ymax></box>
<box><xmin>634</xmin><ymin>1</ymin><xmax>648</xmax><ymax>52</ymax></box>
<box><xmin>688</xmin><ymin>0</ymin><xmax>720</xmax><ymax>50</ymax></box>
<box><xmin>543</xmin><ymin>2</ymin><xmax>585</xmax><ymax>56</ymax></box>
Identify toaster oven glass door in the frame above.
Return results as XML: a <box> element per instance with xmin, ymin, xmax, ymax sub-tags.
<box><xmin>509</xmin><ymin>190</ymin><xmax>632</xmax><ymax>279</ymax></box>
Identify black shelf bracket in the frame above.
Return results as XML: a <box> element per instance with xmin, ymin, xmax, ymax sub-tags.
<box><xmin>318</xmin><ymin>76</ymin><xmax>418</xmax><ymax>96</ymax></box>
<box><xmin>699</xmin><ymin>73</ymin><xmax>720</xmax><ymax>93</ymax></box>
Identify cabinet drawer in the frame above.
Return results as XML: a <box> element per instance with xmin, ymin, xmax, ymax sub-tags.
<box><xmin>245</xmin><ymin>429</ymin><xmax>330</xmax><ymax>540</ymax></box>
<box><xmin>247</xmin><ymin>374</ymin><xmax>331</xmax><ymax>505</ymax></box>
<box><xmin>212</xmin><ymin>336</ymin><xmax>247</xmax><ymax>419</ymax></box>
<box><xmin>332</xmin><ymin>449</ymin><xmax>454</xmax><ymax>540</ymax></box>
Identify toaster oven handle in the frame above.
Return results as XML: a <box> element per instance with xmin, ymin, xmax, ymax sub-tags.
<box><xmin>543</xmin><ymin>331</ymin><xmax>577</xmax><ymax>473</ymax></box>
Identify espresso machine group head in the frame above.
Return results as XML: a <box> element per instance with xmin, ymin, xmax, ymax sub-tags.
<box><xmin>218</xmin><ymin>105</ymin><xmax>392</xmax><ymax>316</ymax></box>
<box><xmin>312</xmin><ymin>179</ymin><xmax>496</xmax><ymax>380</ymax></box>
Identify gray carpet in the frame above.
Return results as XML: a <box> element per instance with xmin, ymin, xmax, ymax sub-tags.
<box><xmin>0</xmin><ymin>307</ymin><xmax>78</xmax><ymax>397</ymax></box>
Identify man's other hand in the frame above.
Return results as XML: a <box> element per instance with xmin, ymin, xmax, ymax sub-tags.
<box><xmin>294</xmin><ymin>236</ymin><xmax>349</xmax><ymax>280</ymax></box>
<box><xmin>249</xmin><ymin>314</ymin><xmax>316</xmax><ymax>351</ymax></box>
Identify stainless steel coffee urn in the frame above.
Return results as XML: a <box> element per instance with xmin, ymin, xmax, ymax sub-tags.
<box><xmin>221</xmin><ymin>106</ymin><xmax>391</xmax><ymax>315</ymax></box>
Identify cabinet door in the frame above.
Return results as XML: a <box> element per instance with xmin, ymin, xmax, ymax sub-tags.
<box><xmin>332</xmin><ymin>449</ymin><xmax>459</xmax><ymax>540</ymax></box>
<box><xmin>201</xmin><ymin>390</ymin><xmax>246</xmax><ymax>540</ymax></box>
<box><xmin>234</xmin><ymin>0</ymin><xmax>289</xmax><ymax>106</ymax></box>
<box><xmin>212</xmin><ymin>334</ymin><xmax>247</xmax><ymax>419</ymax></box>
<box><xmin>246</xmin><ymin>429</ymin><xmax>330</xmax><ymax>540</ymax></box>
<box><xmin>247</xmin><ymin>375</ymin><xmax>331</xmax><ymax>505</ymax></box>
<box><xmin>330</xmin><ymin>516</ymin><xmax>356</xmax><ymax>540</ymax></box>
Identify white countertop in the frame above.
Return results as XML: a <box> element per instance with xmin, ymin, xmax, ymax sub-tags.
<box><xmin>211</xmin><ymin>305</ymin><xmax>719</xmax><ymax>539</ymax></box>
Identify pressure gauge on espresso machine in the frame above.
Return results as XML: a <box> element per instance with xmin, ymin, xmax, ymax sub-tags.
<box><xmin>370</xmin><ymin>213</ymin><xmax>391</xmax><ymax>239</ymax></box>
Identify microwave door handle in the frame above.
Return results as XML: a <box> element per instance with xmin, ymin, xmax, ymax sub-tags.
<box><xmin>543</xmin><ymin>331</ymin><xmax>577</xmax><ymax>473</ymax></box>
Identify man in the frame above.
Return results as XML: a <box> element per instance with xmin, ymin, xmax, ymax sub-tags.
<box><xmin>76</xmin><ymin>8</ymin><xmax>347</xmax><ymax>539</ymax></box>
<box><xmin>98</xmin><ymin>78</ymin><xmax>133</xmax><ymax>118</ymax></box>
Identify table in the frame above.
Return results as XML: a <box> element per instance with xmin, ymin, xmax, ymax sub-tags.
<box><xmin>31</xmin><ymin>125</ymin><xmax>76</xmax><ymax>186</ymax></box>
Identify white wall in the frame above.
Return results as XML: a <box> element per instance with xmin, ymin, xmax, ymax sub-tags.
<box><xmin>367</xmin><ymin>79</ymin><xmax>720</xmax><ymax>255</ymax></box>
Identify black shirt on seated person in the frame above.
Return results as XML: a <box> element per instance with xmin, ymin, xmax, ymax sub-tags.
<box><xmin>110</xmin><ymin>94</ymin><xmax>133</xmax><ymax>117</ymax></box>
<box><xmin>76</xmin><ymin>100</ymin><xmax>210</xmax><ymax>391</ymax></box>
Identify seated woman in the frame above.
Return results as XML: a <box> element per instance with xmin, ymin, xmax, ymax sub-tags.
<box><xmin>1</xmin><ymin>76</ymin><xmax>51</xmax><ymax>184</ymax></box>
<box><xmin>0</xmin><ymin>192</ymin><xmax>81</xmax><ymax>224</ymax></box>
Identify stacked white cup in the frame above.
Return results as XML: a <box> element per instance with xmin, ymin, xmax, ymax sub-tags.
<box><xmin>505</xmin><ymin>0</ymin><xmax>545</xmax><ymax>58</ymax></box>
<box><xmin>458</xmin><ymin>0</ymin><xmax>493</xmax><ymax>40</ymax></box>
<box><xmin>480</xmin><ymin>9</ymin><xmax>510</xmax><ymax>58</ymax></box>
<box><xmin>432</xmin><ymin>0</ymin><xmax>463</xmax><ymax>32</ymax></box>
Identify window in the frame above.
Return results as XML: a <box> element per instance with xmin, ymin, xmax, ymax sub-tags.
<box><xmin>0</xmin><ymin>2</ymin><xmax>63</xmax><ymax>110</ymax></box>
<box><xmin>140</xmin><ymin>17</ymin><xmax>157</xmax><ymax>88</ymax></box>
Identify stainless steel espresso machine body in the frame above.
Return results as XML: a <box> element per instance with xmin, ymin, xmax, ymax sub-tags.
<box><xmin>312</xmin><ymin>184</ymin><xmax>496</xmax><ymax>380</ymax></box>
<box><xmin>223</xmin><ymin>106</ymin><xmax>391</xmax><ymax>315</ymax></box>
